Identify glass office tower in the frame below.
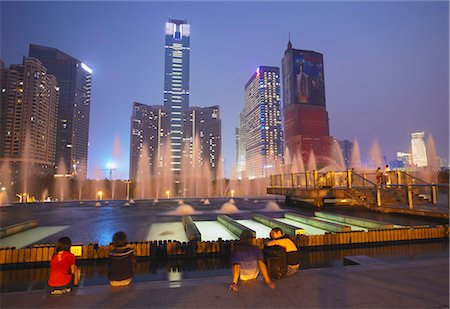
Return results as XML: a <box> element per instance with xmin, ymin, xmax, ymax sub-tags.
<box><xmin>164</xmin><ymin>19</ymin><xmax>190</xmax><ymax>173</ymax></box>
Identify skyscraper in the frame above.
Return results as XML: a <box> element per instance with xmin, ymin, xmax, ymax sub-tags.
<box><xmin>129</xmin><ymin>102</ymin><xmax>170</xmax><ymax>181</ymax></box>
<box><xmin>164</xmin><ymin>19</ymin><xmax>190</xmax><ymax>173</ymax></box>
<box><xmin>0</xmin><ymin>58</ymin><xmax>58</xmax><ymax>181</ymax></box>
<box><xmin>240</xmin><ymin>66</ymin><xmax>283</xmax><ymax>178</ymax></box>
<box><xmin>29</xmin><ymin>44</ymin><xmax>92</xmax><ymax>179</ymax></box>
<box><xmin>183</xmin><ymin>106</ymin><xmax>221</xmax><ymax>178</ymax></box>
<box><xmin>411</xmin><ymin>132</ymin><xmax>428</xmax><ymax>167</ymax></box>
<box><xmin>282</xmin><ymin>41</ymin><xmax>333</xmax><ymax>167</ymax></box>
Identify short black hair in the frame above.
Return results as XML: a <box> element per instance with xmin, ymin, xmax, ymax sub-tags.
<box><xmin>239</xmin><ymin>230</ymin><xmax>254</xmax><ymax>245</ymax></box>
<box><xmin>56</xmin><ymin>237</ymin><xmax>72</xmax><ymax>252</ymax></box>
<box><xmin>112</xmin><ymin>231</ymin><xmax>128</xmax><ymax>247</ymax></box>
<box><xmin>271</xmin><ymin>227</ymin><xmax>283</xmax><ymax>234</ymax></box>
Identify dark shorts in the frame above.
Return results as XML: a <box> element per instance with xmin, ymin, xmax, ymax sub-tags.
<box><xmin>48</xmin><ymin>274</ymin><xmax>74</xmax><ymax>293</ymax></box>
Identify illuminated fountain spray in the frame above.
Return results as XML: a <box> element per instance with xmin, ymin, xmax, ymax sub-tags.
<box><xmin>54</xmin><ymin>158</ymin><xmax>69</xmax><ymax>201</ymax></box>
<box><xmin>368</xmin><ymin>139</ymin><xmax>384</xmax><ymax>169</ymax></box>
<box><xmin>422</xmin><ymin>133</ymin><xmax>439</xmax><ymax>183</ymax></box>
<box><xmin>350</xmin><ymin>139</ymin><xmax>362</xmax><ymax>170</ymax></box>
<box><xmin>0</xmin><ymin>161</ymin><xmax>11</xmax><ymax>204</ymax></box>
<box><xmin>135</xmin><ymin>144</ymin><xmax>151</xmax><ymax>199</ymax></box>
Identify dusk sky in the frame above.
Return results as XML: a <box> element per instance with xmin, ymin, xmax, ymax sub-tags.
<box><xmin>2</xmin><ymin>1</ymin><xmax>448</xmax><ymax>179</ymax></box>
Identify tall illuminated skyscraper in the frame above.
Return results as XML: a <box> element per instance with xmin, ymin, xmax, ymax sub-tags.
<box><xmin>164</xmin><ymin>19</ymin><xmax>190</xmax><ymax>173</ymax></box>
<box><xmin>29</xmin><ymin>44</ymin><xmax>92</xmax><ymax>179</ymax></box>
<box><xmin>411</xmin><ymin>132</ymin><xmax>428</xmax><ymax>167</ymax></box>
<box><xmin>282</xmin><ymin>40</ymin><xmax>333</xmax><ymax>167</ymax></box>
<box><xmin>0</xmin><ymin>58</ymin><xmax>58</xmax><ymax>180</ymax></box>
<box><xmin>240</xmin><ymin>66</ymin><xmax>283</xmax><ymax>178</ymax></box>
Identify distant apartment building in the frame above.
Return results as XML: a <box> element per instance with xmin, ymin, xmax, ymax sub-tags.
<box><xmin>29</xmin><ymin>44</ymin><xmax>92</xmax><ymax>178</ymax></box>
<box><xmin>129</xmin><ymin>102</ymin><xmax>170</xmax><ymax>181</ymax></box>
<box><xmin>129</xmin><ymin>103</ymin><xmax>221</xmax><ymax>180</ymax></box>
<box><xmin>182</xmin><ymin>106</ymin><xmax>221</xmax><ymax>178</ymax></box>
<box><xmin>0</xmin><ymin>58</ymin><xmax>58</xmax><ymax>178</ymax></box>
<box><xmin>396</xmin><ymin>151</ymin><xmax>412</xmax><ymax>168</ymax></box>
<box><xmin>164</xmin><ymin>19</ymin><xmax>190</xmax><ymax>173</ymax></box>
<box><xmin>337</xmin><ymin>139</ymin><xmax>353</xmax><ymax>169</ymax></box>
<box><xmin>240</xmin><ymin>66</ymin><xmax>284</xmax><ymax>178</ymax></box>
<box><xmin>282</xmin><ymin>40</ymin><xmax>333</xmax><ymax>167</ymax></box>
<box><xmin>411</xmin><ymin>132</ymin><xmax>427</xmax><ymax>167</ymax></box>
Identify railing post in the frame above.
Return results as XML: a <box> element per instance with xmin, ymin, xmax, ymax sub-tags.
<box><xmin>330</xmin><ymin>171</ymin><xmax>335</xmax><ymax>188</ymax></box>
<box><xmin>347</xmin><ymin>170</ymin><xmax>352</xmax><ymax>189</ymax></box>
<box><xmin>313</xmin><ymin>170</ymin><xmax>319</xmax><ymax>189</ymax></box>
<box><xmin>291</xmin><ymin>173</ymin><xmax>295</xmax><ymax>188</ymax></box>
<box><xmin>431</xmin><ymin>185</ymin><xmax>437</xmax><ymax>205</ymax></box>
<box><xmin>376</xmin><ymin>186</ymin><xmax>381</xmax><ymax>207</ymax></box>
<box><xmin>407</xmin><ymin>185</ymin><xmax>413</xmax><ymax>209</ymax></box>
<box><xmin>305</xmin><ymin>171</ymin><xmax>310</xmax><ymax>188</ymax></box>
<box><xmin>363</xmin><ymin>174</ymin><xmax>367</xmax><ymax>187</ymax></box>
<box><xmin>280</xmin><ymin>174</ymin><xmax>284</xmax><ymax>188</ymax></box>
<box><xmin>396</xmin><ymin>170</ymin><xmax>402</xmax><ymax>185</ymax></box>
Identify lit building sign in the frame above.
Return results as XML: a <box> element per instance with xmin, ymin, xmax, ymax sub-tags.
<box><xmin>81</xmin><ymin>62</ymin><xmax>93</xmax><ymax>74</ymax></box>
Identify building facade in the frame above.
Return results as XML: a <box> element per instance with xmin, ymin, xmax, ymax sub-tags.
<box><xmin>129</xmin><ymin>102</ymin><xmax>170</xmax><ymax>181</ymax></box>
<box><xmin>411</xmin><ymin>132</ymin><xmax>428</xmax><ymax>167</ymax></box>
<box><xmin>281</xmin><ymin>41</ymin><xmax>333</xmax><ymax>167</ymax></box>
<box><xmin>240</xmin><ymin>66</ymin><xmax>283</xmax><ymax>178</ymax></box>
<box><xmin>129</xmin><ymin>103</ymin><xmax>221</xmax><ymax>180</ymax></box>
<box><xmin>29</xmin><ymin>44</ymin><xmax>92</xmax><ymax>178</ymax></box>
<box><xmin>337</xmin><ymin>139</ymin><xmax>354</xmax><ymax>169</ymax></box>
<box><xmin>164</xmin><ymin>19</ymin><xmax>190</xmax><ymax>173</ymax></box>
<box><xmin>182</xmin><ymin>106</ymin><xmax>221</xmax><ymax>178</ymax></box>
<box><xmin>0</xmin><ymin>58</ymin><xmax>58</xmax><ymax>181</ymax></box>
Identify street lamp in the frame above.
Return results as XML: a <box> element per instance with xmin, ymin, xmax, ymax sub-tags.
<box><xmin>165</xmin><ymin>190</ymin><xmax>170</xmax><ymax>199</ymax></box>
<box><xmin>106</xmin><ymin>161</ymin><xmax>116</xmax><ymax>180</ymax></box>
<box><xmin>124</xmin><ymin>180</ymin><xmax>132</xmax><ymax>200</ymax></box>
<box><xmin>231</xmin><ymin>189</ymin><xmax>235</xmax><ymax>198</ymax></box>
<box><xmin>97</xmin><ymin>190</ymin><xmax>103</xmax><ymax>200</ymax></box>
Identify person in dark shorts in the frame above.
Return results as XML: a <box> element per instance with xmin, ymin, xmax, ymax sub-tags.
<box><xmin>48</xmin><ymin>237</ymin><xmax>80</xmax><ymax>295</ymax></box>
<box><xmin>108</xmin><ymin>231</ymin><xmax>136</xmax><ymax>286</ymax></box>
<box><xmin>265</xmin><ymin>228</ymin><xmax>300</xmax><ymax>275</ymax></box>
<box><xmin>229</xmin><ymin>230</ymin><xmax>275</xmax><ymax>292</ymax></box>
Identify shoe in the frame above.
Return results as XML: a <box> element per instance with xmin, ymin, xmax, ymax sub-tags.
<box><xmin>51</xmin><ymin>290</ymin><xmax>64</xmax><ymax>295</ymax></box>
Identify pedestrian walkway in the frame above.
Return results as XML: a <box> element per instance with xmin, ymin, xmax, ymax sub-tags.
<box><xmin>1</xmin><ymin>257</ymin><xmax>448</xmax><ymax>308</ymax></box>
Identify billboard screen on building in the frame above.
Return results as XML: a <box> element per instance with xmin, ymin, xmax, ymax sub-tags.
<box><xmin>283</xmin><ymin>50</ymin><xmax>325</xmax><ymax>107</ymax></box>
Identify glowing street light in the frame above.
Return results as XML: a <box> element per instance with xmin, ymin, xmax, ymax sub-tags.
<box><xmin>97</xmin><ymin>190</ymin><xmax>103</xmax><ymax>200</ymax></box>
<box><xmin>165</xmin><ymin>190</ymin><xmax>170</xmax><ymax>199</ymax></box>
<box><xmin>231</xmin><ymin>189</ymin><xmax>235</xmax><ymax>198</ymax></box>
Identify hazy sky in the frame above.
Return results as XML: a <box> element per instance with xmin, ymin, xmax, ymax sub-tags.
<box><xmin>2</xmin><ymin>1</ymin><xmax>449</xmax><ymax>179</ymax></box>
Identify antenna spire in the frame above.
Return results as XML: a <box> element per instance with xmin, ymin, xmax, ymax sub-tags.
<box><xmin>287</xmin><ymin>31</ymin><xmax>292</xmax><ymax>49</ymax></box>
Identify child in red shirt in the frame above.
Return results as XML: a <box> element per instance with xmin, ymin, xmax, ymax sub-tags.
<box><xmin>48</xmin><ymin>237</ymin><xmax>80</xmax><ymax>295</ymax></box>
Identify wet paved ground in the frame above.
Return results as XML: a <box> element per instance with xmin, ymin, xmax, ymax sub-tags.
<box><xmin>1</xmin><ymin>257</ymin><xmax>448</xmax><ymax>308</ymax></box>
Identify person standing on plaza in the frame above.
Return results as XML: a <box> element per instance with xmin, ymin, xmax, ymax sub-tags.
<box><xmin>376</xmin><ymin>167</ymin><xmax>383</xmax><ymax>187</ymax></box>
<box><xmin>229</xmin><ymin>231</ymin><xmax>275</xmax><ymax>292</ymax></box>
<box><xmin>108</xmin><ymin>231</ymin><xmax>136</xmax><ymax>286</ymax></box>
<box><xmin>48</xmin><ymin>237</ymin><xmax>80</xmax><ymax>295</ymax></box>
<box><xmin>384</xmin><ymin>165</ymin><xmax>391</xmax><ymax>187</ymax></box>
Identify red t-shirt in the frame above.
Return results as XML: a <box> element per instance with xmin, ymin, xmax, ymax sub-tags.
<box><xmin>48</xmin><ymin>251</ymin><xmax>75</xmax><ymax>287</ymax></box>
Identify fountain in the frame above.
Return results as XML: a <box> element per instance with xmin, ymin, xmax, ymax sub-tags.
<box><xmin>218</xmin><ymin>202</ymin><xmax>239</xmax><ymax>214</ymax></box>
<box><xmin>0</xmin><ymin>160</ymin><xmax>11</xmax><ymax>204</ymax></box>
<box><xmin>54</xmin><ymin>158</ymin><xmax>69</xmax><ymax>201</ymax></box>
<box><xmin>263</xmin><ymin>201</ymin><xmax>282</xmax><ymax>211</ymax></box>
<box><xmin>350</xmin><ymin>139</ymin><xmax>362</xmax><ymax>170</ymax></box>
<box><xmin>170</xmin><ymin>204</ymin><xmax>197</xmax><ymax>215</ymax></box>
<box><xmin>368</xmin><ymin>139</ymin><xmax>384</xmax><ymax>169</ymax></box>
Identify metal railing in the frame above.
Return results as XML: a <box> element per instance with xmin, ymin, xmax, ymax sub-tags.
<box><xmin>269</xmin><ymin>170</ymin><xmax>447</xmax><ymax>208</ymax></box>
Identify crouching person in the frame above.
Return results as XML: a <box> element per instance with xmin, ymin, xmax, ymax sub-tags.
<box><xmin>108</xmin><ymin>231</ymin><xmax>136</xmax><ymax>286</ymax></box>
<box><xmin>48</xmin><ymin>237</ymin><xmax>80</xmax><ymax>295</ymax></box>
<box><xmin>265</xmin><ymin>228</ymin><xmax>300</xmax><ymax>276</ymax></box>
<box><xmin>229</xmin><ymin>230</ymin><xmax>275</xmax><ymax>292</ymax></box>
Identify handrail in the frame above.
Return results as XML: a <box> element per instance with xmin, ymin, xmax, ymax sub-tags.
<box><xmin>352</xmin><ymin>171</ymin><xmax>377</xmax><ymax>187</ymax></box>
<box><xmin>401</xmin><ymin>171</ymin><xmax>431</xmax><ymax>185</ymax></box>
